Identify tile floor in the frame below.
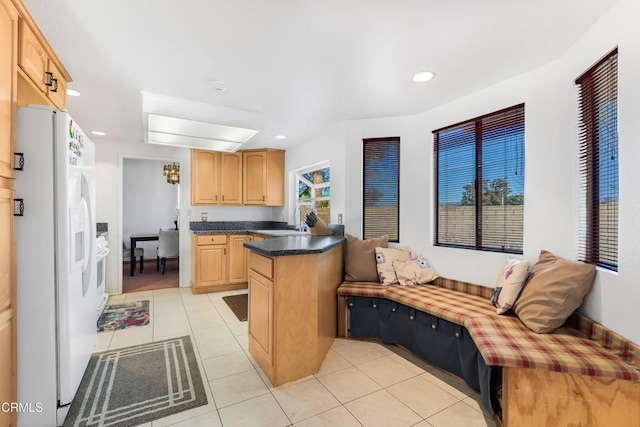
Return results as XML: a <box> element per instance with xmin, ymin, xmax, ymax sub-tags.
<box><xmin>96</xmin><ymin>288</ymin><xmax>496</xmax><ymax>427</ymax></box>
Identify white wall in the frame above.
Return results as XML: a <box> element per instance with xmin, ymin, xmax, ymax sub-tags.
<box><xmin>279</xmin><ymin>122</ymin><xmax>347</xmax><ymax>226</ymax></box>
<box><xmin>122</xmin><ymin>158</ymin><xmax>179</xmax><ymax>258</ymax></box>
<box><xmin>322</xmin><ymin>0</ymin><xmax>639</xmax><ymax>342</ymax></box>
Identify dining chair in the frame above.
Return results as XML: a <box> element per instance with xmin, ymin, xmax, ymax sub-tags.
<box><xmin>123</xmin><ymin>241</ymin><xmax>144</xmax><ymax>273</ymax></box>
<box><xmin>156</xmin><ymin>229</ymin><xmax>179</xmax><ymax>275</ymax></box>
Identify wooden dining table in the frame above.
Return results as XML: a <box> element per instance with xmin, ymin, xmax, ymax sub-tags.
<box><xmin>129</xmin><ymin>233</ymin><xmax>158</xmax><ymax>276</ymax></box>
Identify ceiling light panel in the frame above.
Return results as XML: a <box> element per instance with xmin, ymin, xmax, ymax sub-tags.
<box><xmin>147</xmin><ymin>114</ymin><xmax>258</xmax><ymax>152</ymax></box>
<box><xmin>148</xmin><ymin>131</ymin><xmax>243</xmax><ymax>152</ymax></box>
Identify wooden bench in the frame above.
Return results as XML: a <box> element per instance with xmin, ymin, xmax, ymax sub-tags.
<box><xmin>337</xmin><ymin>277</ymin><xmax>640</xmax><ymax>427</ymax></box>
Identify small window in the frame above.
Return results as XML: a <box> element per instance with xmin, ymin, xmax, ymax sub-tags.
<box><xmin>363</xmin><ymin>137</ymin><xmax>400</xmax><ymax>242</ymax></box>
<box><xmin>434</xmin><ymin>105</ymin><xmax>525</xmax><ymax>253</ymax></box>
<box><xmin>576</xmin><ymin>48</ymin><xmax>618</xmax><ymax>271</ymax></box>
<box><xmin>296</xmin><ymin>166</ymin><xmax>330</xmax><ymax>224</ymax></box>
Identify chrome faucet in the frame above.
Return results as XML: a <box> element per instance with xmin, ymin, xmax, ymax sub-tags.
<box><xmin>294</xmin><ymin>204</ymin><xmax>307</xmax><ymax>232</ymax></box>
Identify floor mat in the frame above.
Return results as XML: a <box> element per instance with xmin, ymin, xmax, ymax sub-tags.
<box><xmin>223</xmin><ymin>293</ymin><xmax>248</xmax><ymax>322</ymax></box>
<box><xmin>63</xmin><ymin>336</ymin><xmax>207</xmax><ymax>427</ymax></box>
<box><xmin>97</xmin><ymin>300</ymin><xmax>150</xmax><ymax>332</ymax></box>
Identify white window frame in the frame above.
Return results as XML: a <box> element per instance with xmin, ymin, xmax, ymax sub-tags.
<box><xmin>289</xmin><ymin>160</ymin><xmax>330</xmax><ymax>224</ymax></box>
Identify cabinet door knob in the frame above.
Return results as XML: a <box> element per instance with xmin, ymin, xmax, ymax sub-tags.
<box><xmin>262</xmin><ymin>195</ymin><xmax>265</xmax><ymax>201</ymax></box>
<box><xmin>222</xmin><ymin>195</ymin><xmax>225</xmax><ymax>202</ymax></box>
<box><xmin>51</xmin><ymin>78</ymin><xmax>58</xmax><ymax>92</ymax></box>
<box><xmin>45</xmin><ymin>71</ymin><xmax>53</xmax><ymax>87</ymax></box>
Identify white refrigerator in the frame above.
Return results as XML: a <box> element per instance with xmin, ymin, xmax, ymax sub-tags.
<box><xmin>15</xmin><ymin>105</ymin><xmax>97</xmax><ymax>426</ymax></box>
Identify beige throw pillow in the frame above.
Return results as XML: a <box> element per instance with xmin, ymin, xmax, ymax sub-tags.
<box><xmin>375</xmin><ymin>246</ymin><xmax>411</xmax><ymax>285</ymax></box>
<box><xmin>344</xmin><ymin>234</ymin><xmax>389</xmax><ymax>282</ymax></box>
<box><xmin>393</xmin><ymin>253</ymin><xmax>439</xmax><ymax>285</ymax></box>
<box><xmin>513</xmin><ymin>250</ymin><xmax>596</xmax><ymax>333</ymax></box>
<box><xmin>491</xmin><ymin>259</ymin><xmax>529</xmax><ymax>314</ymax></box>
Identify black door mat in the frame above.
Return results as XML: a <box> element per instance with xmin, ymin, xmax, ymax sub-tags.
<box><xmin>222</xmin><ymin>293</ymin><xmax>248</xmax><ymax>322</ymax></box>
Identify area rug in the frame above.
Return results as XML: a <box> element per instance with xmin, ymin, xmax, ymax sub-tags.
<box><xmin>63</xmin><ymin>336</ymin><xmax>207</xmax><ymax>427</ymax></box>
<box><xmin>97</xmin><ymin>300</ymin><xmax>150</xmax><ymax>332</ymax></box>
<box><xmin>223</xmin><ymin>294</ymin><xmax>248</xmax><ymax>321</ymax></box>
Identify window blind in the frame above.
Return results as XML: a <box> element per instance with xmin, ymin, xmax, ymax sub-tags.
<box><xmin>434</xmin><ymin>104</ymin><xmax>525</xmax><ymax>253</ymax></box>
<box><xmin>576</xmin><ymin>48</ymin><xmax>618</xmax><ymax>271</ymax></box>
<box><xmin>363</xmin><ymin>137</ymin><xmax>400</xmax><ymax>242</ymax></box>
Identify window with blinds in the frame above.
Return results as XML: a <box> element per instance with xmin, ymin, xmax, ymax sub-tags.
<box><xmin>434</xmin><ymin>105</ymin><xmax>525</xmax><ymax>253</ymax></box>
<box><xmin>576</xmin><ymin>48</ymin><xmax>618</xmax><ymax>271</ymax></box>
<box><xmin>363</xmin><ymin>137</ymin><xmax>400</xmax><ymax>242</ymax></box>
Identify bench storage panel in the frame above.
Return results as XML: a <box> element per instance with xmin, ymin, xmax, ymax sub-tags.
<box><xmin>347</xmin><ymin>295</ymin><xmax>497</xmax><ymax>415</ymax></box>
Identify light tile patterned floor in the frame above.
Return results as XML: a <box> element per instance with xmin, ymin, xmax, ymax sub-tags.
<box><xmin>96</xmin><ymin>288</ymin><xmax>496</xmax><ymax>427</ymax></box>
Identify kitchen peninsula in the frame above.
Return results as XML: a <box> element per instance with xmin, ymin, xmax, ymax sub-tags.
<box><xmin>244</xmin><ymin>234</ymin><xmax>344</xmax><ymax>386</ymax></box>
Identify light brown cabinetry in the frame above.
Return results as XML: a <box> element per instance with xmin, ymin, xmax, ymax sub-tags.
<box><xmin>228</xmin><ymin>234</ymin><xmax>251</xmax><ymax>284</ymax></box>
<box><xmin>0</xmin><ymin>0</ymin><xmax>17</xmax><ymax>181</ymax></box>
<box><xmin>191</xmin><ymin>150</ymin><xmax>243</xmax><ymax>205</ymax></box>
<box><xmin>192</xmin><ymin>234</ymin><xmax>227</xmax><ymax>288</ymax></box>
<box><xmin>220</xmin><ymin>153</ymin><xmax>242</xmax><ymax>204</ymax></box>
<box><xmin>242</xmin><ymin>149</ymin><xmax>285</xmax><ymax>206</ymax></box>
<box><xmin>0</xmin><ymin>187</ymin><xmax>16</xmax><ymax>427</ymax></box>
<box><xmin>16</xmin><ymin>18</ymin><xmax>68</xmax><ymax>109</ymax></box>
<box><xmin>247</xmin><ymin>244</ymin><xmax>344</xmax><ymax>386</ymax></box>
<box><xmin>0</xmin><ymin>1</ymin><xmax>17</xmax><ymax>425</ymax></box>
<box><xmin>248</xmin><ymin>268</ymin><xmax>273</xmax><ymax>366</ymax></box>
<box><xmin>190</xmin><ymin>233</ymin><xmax>251</xmax><ymax>294</ymax></box>
<box><xmin>191</xmin><ymin>150</ymin><xmax>219</xmax><ymax>205</ymax></box>
<box><xmin>502</xmin><ymin>367</ymin><xmax>640</xmax><ymax>427</ymax></box>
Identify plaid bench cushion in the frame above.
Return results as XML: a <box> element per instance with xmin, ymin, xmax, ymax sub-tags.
<box><xmin>385</xmin><ymin>284</ymin><xmax>496</xmax><ymax>326</ymax></box>
<box><xmin>431</xmin><ymin>277</ymin><xmax>495</xmax><ymax>300</ymax></box>
<box><xmin>337</xmin><ymin>282</ymin><xmax>388</xmax><ymax>299</ymax></box>
<box><xmin>568</xmin><ymin>312</ymin><xmax>640</xmax><ymax>370</ymax></box>
<box><xmin>466</xmin><ymin>314</ymin><xmax>640</xmax><ymax>381</ymax></box>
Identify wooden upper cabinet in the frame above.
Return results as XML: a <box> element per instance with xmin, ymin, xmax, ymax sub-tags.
<box><xmin>16</xmin><ymin>17</ymin><xmax>70</xmax><ymax>109</ymax></box>
<box><xmin>191</xmin><ymin>149</ymin><xmax>220</xmax><ymax>205</ymax></box>
<box><xmin>0</xmin><ymin>0</ymin><xmax>17</xmax><ymax>180</ymax></box>
<box><xmin>17</xmin><ymin>19</ymin><xmax>45</xmax><ymax>91</ymax></box>
<box><xmin>191</xmin><ymin>148</ymin><xmax>284</xmax><ymax>206</ymax></box>
<box><xmin>243</xmin><ymin>149</ymin><xmax>284</xmax><ymax>206</ymax></box>
<box><xmin>220</xmin><ymin>152</ymin><xmax>242</xmax><ymax>205</ymax></box>
<box><xmin>45</xmin><ymin>58</ymin><xmax>66</xmax><ymax>109</ymax></box>
<box><xmin>243</xmin><ymin>151</ymin><xmax>266</xmax><ymax>205</ymax></box>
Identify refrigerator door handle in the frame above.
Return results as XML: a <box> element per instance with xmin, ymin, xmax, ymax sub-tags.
<box><xmin>80</xmin><ymin>172</ymin><xmax>95</xmax><ymax>297</ymax></box>
<box><xmin>81</xmin><ymin>197</ymin><xmax>90</xmax><ymax>274</ymax></box>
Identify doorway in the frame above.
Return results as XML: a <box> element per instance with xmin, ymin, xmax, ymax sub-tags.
<box><xmin>122</xmin><ymin>158</ymin><xmax>180</xmax><ymax>293</ymax></box>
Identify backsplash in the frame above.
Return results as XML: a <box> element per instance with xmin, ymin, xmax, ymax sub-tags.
<box><xmin>327</xmin><ymin>224</ymin><xmax>345</xmax><ymax>236</ymax></box>
<box><xmin>189</xmin><ymin>221</ymin><xmax>288</xmax><ymax>231</ymax></box>
<box><xmin>189</xmin><ymin>221</ymin><xmax>344</xmax><ymax>235</ymax></box>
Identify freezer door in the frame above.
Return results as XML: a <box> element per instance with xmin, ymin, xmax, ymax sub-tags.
<box><xmin>56</xmin><ymin>113</ymin><xmax>97</xmax><ymax>408</ymax></box>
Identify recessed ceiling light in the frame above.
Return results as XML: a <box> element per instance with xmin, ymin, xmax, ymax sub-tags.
<box><xmin>412</xmin><ymin>71</ymin><xmax>435</xmax><ymax>83</ymax></box>
<box><xmin>67</xmin><ymin>89</ymin><xmax>81</xmax><ymax>97</ymax></box>
<box><xmin>275</xmin><ymin>135</ymin><xmax>287</xmax><ymax>139</ymax></box>
<box><xmin>91</xmin><ymin>131</ymin><xmax>106</xmax><ymax>136</ymax></box>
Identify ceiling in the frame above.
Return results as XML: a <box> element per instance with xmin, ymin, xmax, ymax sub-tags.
<box><xmin>24</xmin><ymin>0</ymin><xmax>616</xmax><ymax>150</ymax></box>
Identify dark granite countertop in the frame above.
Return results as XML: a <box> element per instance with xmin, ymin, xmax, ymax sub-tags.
<box><xmin>244</xmin><ymin>235</ymin><xmax>344</xmax><ymax>257</ymax></box>
<box><xmin>191</xmin><ymin>229</ymin><xmax>267</xmax><ymax>235</ymax></box>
